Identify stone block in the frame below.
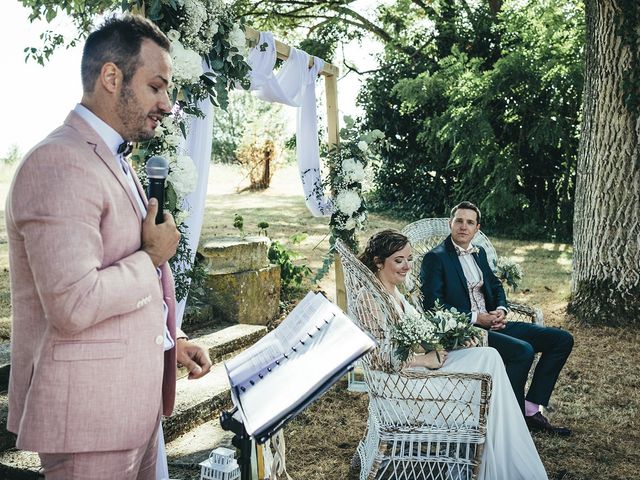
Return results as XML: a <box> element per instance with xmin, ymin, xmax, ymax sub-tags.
<box><xmin>206</xmin><ymin>265</ymin><xmax>281</xmax><ymax>325</ymax></box>
<box><xmin>200</xmin><ymin>236</ymin><xmax>270</xmax><ymax>274</ymax></box>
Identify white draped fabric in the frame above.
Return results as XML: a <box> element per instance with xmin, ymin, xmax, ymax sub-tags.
<box><xmin>174</xmin><ymin>90</ymin><xmax>215</xmax><ymax>327</ymax></box>
<box><xmin>248</xmin><ymin>31</ymin><xmax>332</xmax><ymax>216</ymax></box>
<box><xmin>156</xmin><ymin>65</ymin><xmax>216</xmax><ymax>480</ymax></box>
<box><xmin>159</xmin><ymin>33</ymin><xmax>327</xmax><ymax>477</ymax></box>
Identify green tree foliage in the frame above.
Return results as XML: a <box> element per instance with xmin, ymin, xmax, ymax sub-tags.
<box><xmin>241</xmin><ymin>0</ymin><xmax>584</xmax><ymax>240</ymax></box>
<box><xmin>361</xmin><ymin>0</ymin><xmax>584</xmax><ymax>241</ymax></box>
<box><xmin>211</xmin><ymin>90</ymin><xmax>292</xmax><ymax>164</ymax></box>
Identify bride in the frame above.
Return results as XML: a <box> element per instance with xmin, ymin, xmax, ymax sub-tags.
<box><xmin>358</xmin><ymin>229</ymin><xmax>548</xmax><ymax>480</ymax></box>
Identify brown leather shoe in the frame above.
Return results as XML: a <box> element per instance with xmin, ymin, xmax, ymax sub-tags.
<box><xmin>525</xmin><ymin>412</ymin><xmax>571</xmax><ymax>437</ymax></box>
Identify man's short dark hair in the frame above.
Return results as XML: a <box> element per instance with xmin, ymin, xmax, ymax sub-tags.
<box><xmin>81</xmin><ymin>14</ymin><xmax>170</xmax><ymax>93</ymax></box>
<box><xmin>450</xmin><ymin>201</ymin><xmax>481</xmax><ymax>224</ymax></box>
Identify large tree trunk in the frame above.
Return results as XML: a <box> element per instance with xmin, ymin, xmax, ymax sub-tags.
<box><xmin>569</xmin><ymin>0</ymin><xmax>640</xmax><ymax>325</ymax></box>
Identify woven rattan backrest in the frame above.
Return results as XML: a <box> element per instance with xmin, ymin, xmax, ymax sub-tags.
<box><xmin>335</xmin><ymin>239</ymin><xmax>401</xmax><ymax>373</ymax></box>
<box><xmin>401</xmin><ymin>218</ymin><xmax>497</xmax><ymax>304</ymax></box>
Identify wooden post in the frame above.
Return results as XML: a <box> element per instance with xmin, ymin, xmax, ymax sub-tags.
<box><xmin>244</xmin><ymin>26</ymin><xmax>345</xmax><ymax>309</ymax></box>
<box><xmin>324</xmin><ymin>72</ymin><xmax>346</xmax><ymax>310</ymax></box>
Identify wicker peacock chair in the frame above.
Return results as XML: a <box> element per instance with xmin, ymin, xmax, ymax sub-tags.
<box><xmin>336</xmin><ymin>239</ymin><xmax>492</xmax><ymax>480</ymax></box>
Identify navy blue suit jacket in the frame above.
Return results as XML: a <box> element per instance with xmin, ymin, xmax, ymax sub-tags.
<box><xmin>420</xmin><ymin>235</ymin><xmax>507</xmax><ymax>314</ymax></box>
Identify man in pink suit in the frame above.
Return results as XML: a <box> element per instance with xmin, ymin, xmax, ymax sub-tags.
<box><xmin>6</xmin><ymin>15</ymin><xmax>212</xmax><ymax>479</ymax></box>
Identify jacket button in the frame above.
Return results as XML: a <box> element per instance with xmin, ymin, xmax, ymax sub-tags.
<box><xmin>155</xmin><ymin>335</ymin><xmax>164</xmax><ymax>346</ymax></box>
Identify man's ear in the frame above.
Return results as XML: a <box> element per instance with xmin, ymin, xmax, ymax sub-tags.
<box><xmin>100</xmin><ymin>62</ymin><xmax>121</xmax><ymax>94</ymax></box>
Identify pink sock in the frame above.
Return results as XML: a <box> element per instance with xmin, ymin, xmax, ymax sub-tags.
<box><xmin>525</xmin><ymin>400</ymin><xmax>540</xmax><ymax>417</ymax></box>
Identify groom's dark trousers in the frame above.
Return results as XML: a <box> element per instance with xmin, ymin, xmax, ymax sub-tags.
<box><xmin>420</xmin><ymin>235</ymin><xmax>573</xmax><ymax>414</ymax></box>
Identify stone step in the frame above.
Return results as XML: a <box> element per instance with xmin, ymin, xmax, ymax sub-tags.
<box><xmin>163</xmin><ymin>361</ymin><xmax>233</xmax><ymax>444</ymax></box>
<box><xmin>0</xmin><ymin>419</ymin><xmax>235</xmax><ymax>480</ymax></box>
<box><xmin>0</xmin><ymin>448</ymin><xmax>41</xmax><ymax>479</ymax></box>
<box><xmin>177</xmin><ymin>324</ymin><xmax>267</xmax><ymax>379</ymax></box>
<box><xmin>166</xmin><ymin>417</ymin><xmax>234</xmax><ymax>469</ymax></box>
<box><xmin>0</xmin><ymin>342</ymin><xmax>11</xmax><ymax>392</ymax></box>
<box><xmin>0</xmin><ymin>324</ymin><xmax>267</xmax><ymax>456</ymax></box>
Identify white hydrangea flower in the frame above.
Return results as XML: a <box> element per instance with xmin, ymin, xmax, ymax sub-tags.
<box><xmin>175</xmin><ymin>209</ymin><xmax>190</xmax><ymax>226</ymax></box>
<box><xmin>342</xmin><ymin>158</ymin><xmax>366</xmax><ymax>183</ymax></box>
<box><xmin>357</xmin><ymin>140</ymin><xmax>369</xmax><ymax>152</ymax></box>
<box><xmin>164</xmin><ymin>134</ymin><xmax>183</xmax><ymax>148</ymax></box>
<box><xmin>371</xmin><ymin>129</ymin><xmax>385</xmax><ymax>139</ymax></box>
<box><xmin>335</xmin><ymin>190</ymin><xmax>361</xmax><ymax>216</ymax></box>
<box><xmin>167</xmin><ymin>29</ymin><xmax>181</xmax><ymax>43</ymax></box>
<box><xmin>228</xmin><ymin>23</ymin><xmax>246</xmax><ymax>55</ymax></box>
<box><xmin>344</xmin><ymin>218</ymin><xmax>357</xmax><ymax>230</ymax></box>
<box><xmin>171</xmin><ymin>39</ymin><xmax>204</xmax><ymax>85</ymax></box>
<box><xmin>168</xmin><ymin>154</ymin><xmax>198</xmax><ymax>199</ymax></box>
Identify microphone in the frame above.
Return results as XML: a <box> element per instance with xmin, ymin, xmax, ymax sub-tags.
<box><xmin>145</xmin><ymin>156</ymin><xmax>169</xmax><ymax>224</ymax></box>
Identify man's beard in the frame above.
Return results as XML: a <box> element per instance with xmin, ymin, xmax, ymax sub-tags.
<box><xmin>117</xmin><ymin>83</ymin><xmax>154</xmax><ymax>142</ymax></box>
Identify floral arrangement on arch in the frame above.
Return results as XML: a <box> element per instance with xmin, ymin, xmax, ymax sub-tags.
<box><xmin>124</xmin><ymin>0</ymin><xmax>251</xmax><ymax>301</ymax></box>
<box><xmin>21</xmin><ymin>0</ymin><xmax>251</xmax><ymax>301</ymax></box>
<box><xmin>314</xmin><ymin>117</ymin><xmax>385</xmax><ymax>280</ymax></box>
<box><xmin>328</xmin><ymin>116</ymin><xmax>385</xmax><ymax>248</ymax></box>
<box><xmin>494</xmin><ymin>256</ymin><xmax>524</xmax><ymax>292</ymax></box>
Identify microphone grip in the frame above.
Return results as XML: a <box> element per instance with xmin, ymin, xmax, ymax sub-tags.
<box><xmin>147</xmin><ymin>178</ymin><xmax>166</xmax><ymax>224</ymax></box>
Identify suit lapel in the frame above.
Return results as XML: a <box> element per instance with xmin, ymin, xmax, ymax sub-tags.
<box><xmin>64</xmin><ymin>111</ymin><xmax>143</xmax><ymax>222</ymax></box>
<box><xmin>445</xmin><ymin>236</ymin><xmax>469</xmax><ymax>290</ymax></box>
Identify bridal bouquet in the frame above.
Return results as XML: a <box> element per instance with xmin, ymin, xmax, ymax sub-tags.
<box><xmin>392</xmin><ymin>302</ymin><xmax>483</xmax><ymax>362</ymax></box>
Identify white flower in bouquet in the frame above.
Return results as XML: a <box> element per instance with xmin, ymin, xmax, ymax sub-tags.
<box><xmin>335</xmin><ymin>190</ymin><xmax>361</xmax><ymax>216</ymax></box>
<box><xmin>445</xmin><ymin>317</ymin><xmax>458</xmax><ymax>332</ymax></box>
<box><xmin>342</xmin><ymin>158</ymin><xmax>366</xmax><ymax>183</ymax></box>
<box><xmin>168</xmin><ymin>154</ymin><xmax>198</xmax><ymax>199</ymax></box>
<box><xmin>171</xmin><ymin>40</ymin><xmax>204</xmax><ymax>85</ymax></box>
<box><xmin>357</xmin><ymin>140</ymin><xmax>369</xmax><ymax>152</ymax></box>
<box><xmin>392</xmin><ymin>311</ymin><xmax>439</xmax><ymax>361</ymax></box>
<box><xmin>395</xmin><ymin>312</ymin><xmax>436</xmax><ymax>344</ymax></box>
<box><xmin>371</xmin><ymin>129</ymin><xmax>385</xmax><ymax>139</ymax></box>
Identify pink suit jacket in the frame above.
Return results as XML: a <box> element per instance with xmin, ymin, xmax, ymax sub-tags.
<box><xmin>6</xmin><ymin>111</ymin><xmax>177</xmax><ymax>453</ymax></box>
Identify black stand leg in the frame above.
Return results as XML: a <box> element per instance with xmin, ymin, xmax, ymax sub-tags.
<box><xmin>220</xmin><ymin>409</ymin><xmax>253</xmax><ymax>480</ymax></box>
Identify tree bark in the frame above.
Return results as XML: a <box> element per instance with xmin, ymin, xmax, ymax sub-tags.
<box><xmin>569</xmin><ymin>0</ymin><xmax>640</xmax><ymax>325</ymax></box>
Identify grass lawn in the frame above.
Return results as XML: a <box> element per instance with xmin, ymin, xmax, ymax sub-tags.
<box><xmin>1</xmin><ymin>163</ymin><xmax>638</xmax><ymax>479</ymax></box>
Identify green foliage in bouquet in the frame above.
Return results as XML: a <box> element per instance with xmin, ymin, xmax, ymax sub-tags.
<box><xmin>392</xmin><ymin>302</ymin><xmax>483</xmax><ymax>362</ymax></box>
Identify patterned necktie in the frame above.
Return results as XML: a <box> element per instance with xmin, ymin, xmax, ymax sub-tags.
<box><xmin>456</xmin><ymin>245</ymin><xmax>479</xmax><ymax>256</ymax></box>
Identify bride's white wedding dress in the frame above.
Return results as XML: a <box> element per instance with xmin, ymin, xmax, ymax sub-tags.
<box><xmin>394</xmin><ymin>293</ymin><xmax>548</xmax><ymax>480</ymax></box>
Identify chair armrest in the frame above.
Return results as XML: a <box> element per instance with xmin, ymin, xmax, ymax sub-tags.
<box><xmin>507</xmin><ymin>302</ymin><xmax>544</xmax><ymax>326</ymax></box>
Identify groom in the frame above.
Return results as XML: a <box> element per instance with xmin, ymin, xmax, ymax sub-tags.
<box><xmin>420</xmin><ymin>201</ymin><xmax>573</xmax><ymax>436</ymax></box>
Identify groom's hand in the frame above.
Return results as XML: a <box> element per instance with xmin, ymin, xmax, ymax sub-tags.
<box><xmin>489</xmin><ymin>309</ymin><xmax>507</xmax><ymax>330</ymax></box>
<box><xmin>476</xmin><ymin>312</ymin><xmax>499</xmax><ymax>329</ymax></box>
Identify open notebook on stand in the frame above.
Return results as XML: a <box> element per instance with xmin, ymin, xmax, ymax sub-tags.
<box><xmin>224</xmin><ymin>292</ymin><xmax>376</xmax><ymax>443</ymax></box>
